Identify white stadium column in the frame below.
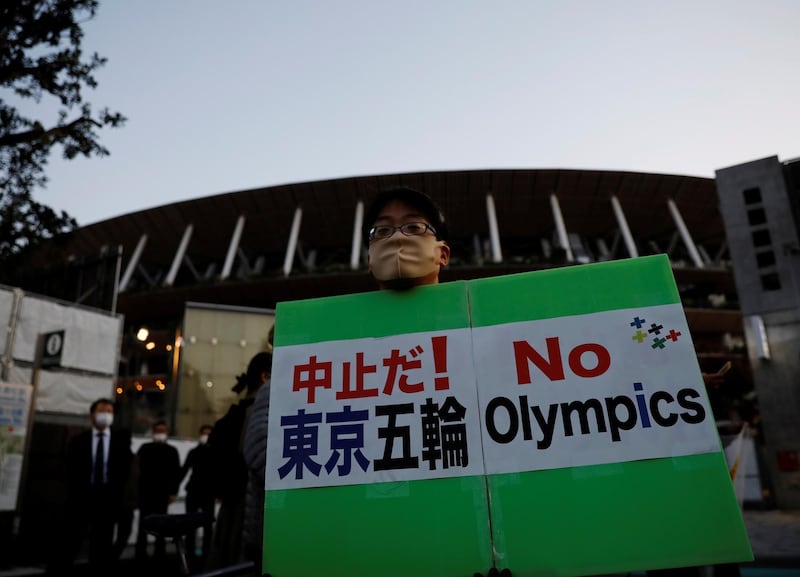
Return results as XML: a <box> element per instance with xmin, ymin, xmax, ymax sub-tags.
<box><xmin>350</xmin><ymin>200</ymin><xmax>364</xmax><ymax>270</ymax></box>
<box><xmin>550</xmin><ymin>193</ymin><xmax>574</xmax><ymax>263</ymax></box>
<box><xmin>610</xmin><ymin>195</ymin><xmax>639</xmax><ymax>258</ymax></box>
<box><xmin>165</xmin><ymin>224</ymin><xmax>194</xmax><ymax>286</ymax></box>
<box><xmin>283</xmin><ymin>207</ymin><xmax>303</xmax><ymax>277</ymax></box>
<box><xmin>221</xmin><ymin>215</ymin><xmax>246</xmax><ymax>280</ymax></box>
<box><xmin>119</xmin><ymin>234</ymin><xmax>148</xmax><ymax>293</ymax></box>
<box><xmin>486</xmin><ymin>193</ymin><xmax>503</xmax><ymax>263</ymax></box>
<box><xmin>667</xmin><ymin>199</ymin><xmax>704</xmax><ymax>268</ymax></box>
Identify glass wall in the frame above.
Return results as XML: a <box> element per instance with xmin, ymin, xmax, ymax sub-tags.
<box><xmin>175</xmin><ymin>303</ymin><xmax>274</xmax><ymax>438</ymax></box>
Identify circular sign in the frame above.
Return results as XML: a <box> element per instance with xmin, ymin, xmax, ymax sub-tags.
<box><xmin>45</xmin><ymin>332</ymin><xmax>63</xmax><ymax>356</ymax></box>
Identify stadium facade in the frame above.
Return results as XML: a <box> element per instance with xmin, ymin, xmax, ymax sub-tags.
<box><xmin>18</xmin><ymin>159</ymin><xmax>800</xmax><ymax>509</ymax></box>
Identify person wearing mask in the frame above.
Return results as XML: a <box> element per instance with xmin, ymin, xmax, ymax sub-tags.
<box><xmin>111</xmin><ymin>428</ymin><xmax>137</xmax><ymax>562</ymax></box>
<box><xmin>50</xmin><ymin>398</ymin><xmax>133</xmax><ymax>575</ymax></box>
<box><xmin>363</xmin><ymin>186</ymin><xmax>450</xmax><ymax>289</ymax></box>
<box><xmin>135</xmin><ymin>420</ymin><xmax>180</xmax><ymax>562</ymax></box>
<box><xmin>241</xmin><ymin>328</ymin><xmax>274</xmax><ymax>568</ymax></box>
<box><xmin>235</xmin><ymin>188</ymin><xmax>447</xmax><ymax>575</ymax></box>
<box><xmin>180</xmin><ymin>424</ymin><xmax>215</xmax><ymax>570</ymax></box>
<box><xmin>243</xmin><ymin>188</ymin><xmax>449</xmax><ymax>572</ymax></box>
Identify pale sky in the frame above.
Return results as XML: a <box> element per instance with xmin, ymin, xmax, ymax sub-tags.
<box><xmin>31</xmin><ymin>0</ymin><xmax>800</xmax><ymax>226</ymax></box>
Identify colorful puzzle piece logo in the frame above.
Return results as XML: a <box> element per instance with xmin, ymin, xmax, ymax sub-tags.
<box><xmin>630</xmin><ymin>316</ymin><xmax>682</xmax><ymax>350</ymax></box>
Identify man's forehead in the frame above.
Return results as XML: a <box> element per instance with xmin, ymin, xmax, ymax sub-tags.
<box><xmin>375</xmin><ymin>200</ymin><xmax>427</xmax><ymax>222</ymax></box>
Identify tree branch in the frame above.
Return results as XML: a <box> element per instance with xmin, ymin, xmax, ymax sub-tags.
<box><xmin>0</xmin><ymin>115</ymin><xmax>100</xmax><ymax>148</ymax></box>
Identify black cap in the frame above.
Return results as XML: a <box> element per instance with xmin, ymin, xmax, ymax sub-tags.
<box><xmin>363</xmin><ymin>186</ymin><xmax>448</xmax><ymax>243</ymax></box>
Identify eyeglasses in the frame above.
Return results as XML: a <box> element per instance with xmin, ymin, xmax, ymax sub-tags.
<box><xmin>369</xmin><ymin>222</ymin><xmax>437</xmax><ymax>241</ymax></box>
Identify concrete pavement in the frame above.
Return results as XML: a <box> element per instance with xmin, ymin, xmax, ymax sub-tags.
<box><xmin>741</xmin><ymin>508</ymin><xmax>800</xmax><ymax>566</ymax></box>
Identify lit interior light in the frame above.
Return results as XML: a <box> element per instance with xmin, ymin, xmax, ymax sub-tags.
<box><xmin>189</xmin><ymin>336</ymin><xmax>197</xmax><ymax>344</ymax></box>
<box><xmin>166</xmin><ymin>344</ymin><xmax>173</xmax><ymax>352</ymax></box>
<box><xmin>175</xmin><ymin>336</ymin><xmax>183</xmax><ymax>348</ymax></box>
<box><xmin>145</xmin><ymin>342</ymin><xmax>156</xmax><ymax>350</ymax></box>
<box><xmin>116</xmin><ymin>387</ymin><xmax>124</xmax><ymax>395</ymax></box>
<box><xmin>240</xmin><ymin>339</ymin><xmax>247</xmax><ymax>347</ymax></box>
<box><xmin>135</xmin><ymin>383</ymin><xmax>143</xmax><ymax>391</ymax></box>
<box><xmin>156</xmin><ymin>380</ymin><xmax>166</xmax><ymax>391</ymax></box>
<box><xmin>206</xmin><ymin>381</ymin><xmax>213</xmax><ymax>388</ymax></box>
<box><xmin>211</xmin><ymin>337</ymin><xmax>218</xmax><ymax>345</ymax></box>
<box><xmin>136</xmin><ymin>327</ymin><xmax>149</xmax><ymax>341</ymax></box>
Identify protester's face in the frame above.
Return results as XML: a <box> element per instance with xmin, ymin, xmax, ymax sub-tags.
<box><xmin>91</xmin><ymin>402</ymin><xmax>114</xmax><ymax>430</ymax></box>
<box><xmin>368</xmin><ymin>200</ymin><xmax>450</xmax><ymax>289</ymax></box>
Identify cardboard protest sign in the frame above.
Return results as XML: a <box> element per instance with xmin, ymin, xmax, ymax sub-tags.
<box><xmin>264</xmin><ymin>255</ymin><xmax>751</xmax><ymax>577</ymax></box>
<box><xmin>469</xmin><ymin>255</ymin><xmax>752</xmax><ymax>576</ymax></box>
<box><xmin>264</xmin><ymin>282</ymin><xmax>492</xmax><ymax>577</ymax></box>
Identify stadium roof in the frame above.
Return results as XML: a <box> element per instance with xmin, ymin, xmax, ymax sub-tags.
<box><xmin>30</xmin><ymin>168</ymin><xmax>733</xmax><ymax>327</ymax></box>
<box><xmin>69</xmin><ymin>168</ymin><xmax>722</xmax><ymax>271</ymax></box>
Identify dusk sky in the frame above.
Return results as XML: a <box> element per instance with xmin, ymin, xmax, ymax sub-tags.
<box><xmin>30</xmin><ymin>0</ymin><xmax>800</xmax><ymax>225</ymax></box>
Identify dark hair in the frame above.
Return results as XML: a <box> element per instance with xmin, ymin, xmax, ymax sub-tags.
<box><xmin>153</xmin><ymin>420</ymin><xmax>169</xmax><ymax>430</ymax></box>
<box><xmin>232</xmin><ymin>351</ymin><xmax>273</xmax><ymax>393</ymax></box>
<box><xmin>90</xmin><ymin>398</ymin><xmax>114</xmax><ymax>414</ymax></box>
<box><xmin>363</xmin><ymin>186</ymin><xmax>448</xmax><ymax>243</ymax></box>
<box><xmin>199</xmin><ymin>424</ymin><xmax>213</xmax><ymax>433</ymax></box>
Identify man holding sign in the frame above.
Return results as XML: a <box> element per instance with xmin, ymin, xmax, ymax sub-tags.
<box><xmin>264</xmin><ymin>190</ymin><xmax>751</xmax><ymax>577</ymax></box>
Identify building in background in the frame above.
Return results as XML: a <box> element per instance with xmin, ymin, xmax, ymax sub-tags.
<box><xmin>20</xmin><ymin>166</ymin><xmax>794</xmax><ymax>507</ymax></box>
<box><xmin>716</xmin><ymin>155</ymin><xmax>800</xmax><ymax>509</ymax></box>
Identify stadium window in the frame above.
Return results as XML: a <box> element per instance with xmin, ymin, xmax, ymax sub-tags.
<box><xmin>751</xmin><ymin>229</ymin><xmax>772</xmax><ymax>248</ymax></box>
<box><xmin>756</xmin><ymin>250</ymin><xmax>776</xmax><ymax>269</ymax></box>
<box><xmin>760</xmin><ymin>272</ymin><xmax>781</xmax><ymax>291</ymax></box>
<box><xmin>743</xmin><ymin>187</ymin><xmax>762</xmax><ymax>205</ymax></box>
<box><xmin>747</xmin><ymin>208</ymin><xmax>767</xmax><ymax>226</ymax></box>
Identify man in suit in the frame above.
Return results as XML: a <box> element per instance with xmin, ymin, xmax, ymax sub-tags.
<box><xmin>52</xmin><ymin>398</ymin><xmax>133</xmax><ymax>574</ymax></box>
<box><xmin>135</xmin><ymin>420</ymin><xmax>181</xmax><ymax>561</ymax></box>
<box><xmin>180</xmin><ymin>424</ymin><xmax>215</xmax><ymax>569</ymax></box>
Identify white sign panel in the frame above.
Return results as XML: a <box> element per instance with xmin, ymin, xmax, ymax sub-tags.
<box><xmin>14</xmin><ymin>296</ymin><xmax>121</xmax><ymax>374</ymax></box>
<box><xmin>472</xmin><ymin>304</ymin><xmax>720</xmax><ymax>475</ymax></box>
<box><xmin>266</xmin><ymin>328</ymin><xmax>484</xmax><ymax>490</ymax></box>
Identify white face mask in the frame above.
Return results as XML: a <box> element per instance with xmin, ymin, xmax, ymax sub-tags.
<box><xmin>153</xmin><ymin>433</ymin><xmax>168</xmax><ymax>443</ymax></box>
<box><xmin>369</xmin><ymin>233</ymin><xmax>446</xmax><ymax>282</ymax></box>
<box><xmin>94</xmin><ymin>412</ymin><xmax>114</xmax><ymax>429</ymax></box>
<box><xmin>199</xmin><ymin>434</ymin><xmax>209</xmax><ymax>445</ymax></box>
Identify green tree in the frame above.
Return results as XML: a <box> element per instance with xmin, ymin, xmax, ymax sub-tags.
<box><xmin>0</xmin><ymin>0</ymin><xmax>124</xmax><ymax>265</ymax></box>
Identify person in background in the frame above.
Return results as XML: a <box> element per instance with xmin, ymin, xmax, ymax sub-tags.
<box><xmin>50</xmin><ymin>398</ymin><xmax>133</xmax><ymax>575</ymax></box>
<box><xmin>135</xmin><ymin>420</ymin><xmax>181</xmax><ymax>562</ymax></box>
<box><xmin>112</xmin><ymin>428</ymin><xmax>138</xmax><ymax>562</ymax></box>
<box><xmin>180</xmin><ymin>424</ymin><xmax>215</xmax><ymax>570</ymax></box>
<box><xmin>207</xmin><ymin>351</ymin><xmax>272</xmax><ymax>568</ymax></box>
<box><xmin>241</xmin><ymin>327</ymin><xmax>275</xmax><ymax>568</ymax></box>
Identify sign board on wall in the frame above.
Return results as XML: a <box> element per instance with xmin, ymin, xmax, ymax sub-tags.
<box><xmin>0</xmin><ymin>288</ymin><xmax>123</xmax><ymax>415</ymax></box>
<box><xmin>264</xmin><ymin>255</ymin><xmax>752</xmax><ymax>577</ymax></box>
<box><xmin>40</xmin><ymin>330</ymin><xmax>65</xmax><ymax>368</ymax></box>
<box><xmin>0</xmin><ymin>382</ymin><xmax>33</xmax><ymax>512</ymax></box>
